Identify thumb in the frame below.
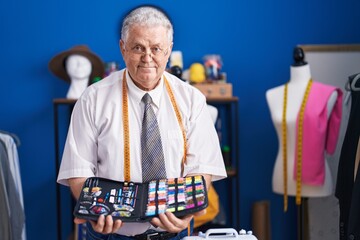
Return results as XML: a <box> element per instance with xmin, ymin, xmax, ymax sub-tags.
<box><xmin>194</xmin><ymin>209</ymin><xmax>207</xmax><ymax>217</ymax></box>
<box><xmin>74</xmin><ymin>217</ymin><xmax>87</xmax><ymax>225</ymax></box>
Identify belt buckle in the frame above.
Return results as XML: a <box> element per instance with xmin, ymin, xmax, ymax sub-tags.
<box><xmin>146</xmin><ymin>232</ymin><xmax>159</xmax><ymax>240</ymax></box>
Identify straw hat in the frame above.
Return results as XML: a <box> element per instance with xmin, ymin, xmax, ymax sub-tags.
<box><xmin>49</xmin><ymin>45</ymin><xmax>105</xmax><ymax>83</ymax></box>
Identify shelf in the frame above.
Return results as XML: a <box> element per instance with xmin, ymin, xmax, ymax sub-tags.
<box><xmin>206</xmin><ymin>96</ymin><xmax>238</xmax><ymax>103</ymax></box>
<box><xmin>226</xmin><ymin>167</ymin><xmax>237</xmax><ymax>177</ymax></box>
<box><xmin>53</xmin><ymin>98</ymin><xmax>77</xmax><ymax>104</ymax></box>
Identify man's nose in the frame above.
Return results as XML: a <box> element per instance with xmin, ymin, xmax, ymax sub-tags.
<box><xmin>141</xmin><ymin>51</ymin><xmax>153</xmax><ymax>62</ymax></box>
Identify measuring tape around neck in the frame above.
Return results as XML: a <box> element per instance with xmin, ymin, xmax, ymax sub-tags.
<box><xmin>122</xmin><ymin>70</ymin><xmax>187</xmax><ymax>181</ymax></box>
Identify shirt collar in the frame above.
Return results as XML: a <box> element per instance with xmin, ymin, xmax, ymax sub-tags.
<box><xmin>125</xmin><ymin>70</ymin><xmax>164</xmax><ymax>109</ymax></box>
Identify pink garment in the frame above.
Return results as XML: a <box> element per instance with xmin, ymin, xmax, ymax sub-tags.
<box><xmin>293</xmin><ymin>81</ymin><xmax>342</xmax><ymax>186</ymax></box>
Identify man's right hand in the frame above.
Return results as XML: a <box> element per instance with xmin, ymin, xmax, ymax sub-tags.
<box><xmin>69</xmin><ymin>177</ymin><xmax>123</xmax><ymax>234</ymax></box>
<box><xmin>74</xmin><ymin>215</ymin><xmax>123</xmax><ymax>234</ymax></box>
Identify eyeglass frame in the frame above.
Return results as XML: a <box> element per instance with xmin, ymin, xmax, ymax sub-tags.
<box><xmin>122</xmin><ymin>40</ymin><xmax>172</xmax><ymax>58</ymax></box>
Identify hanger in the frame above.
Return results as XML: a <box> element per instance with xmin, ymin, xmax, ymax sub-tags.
<box><xmin>0</xmin><ymin>130</ymin><xmax>21</xmax><ymax>147</ymax></box>
<box><xmin>345</xmin><ymin>73</ymin><xmax>360</xmax><ymax>91</ymax></box>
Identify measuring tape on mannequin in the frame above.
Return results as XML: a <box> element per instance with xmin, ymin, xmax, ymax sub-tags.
<box><xmin>282</xmin><ymin>79</ymin><xmax>313</xmax><ymax>210</ymax></box>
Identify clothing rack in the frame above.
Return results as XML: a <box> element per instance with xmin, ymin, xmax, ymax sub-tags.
<box><xmin>0</xmin><ymin>129</ymin><xmax>21</xmax><ymax>146</ymax></box>
<box><xmin>0</xmin><ymin>130</ymin><xmax>26</xmax><ymax>240</ymax></box>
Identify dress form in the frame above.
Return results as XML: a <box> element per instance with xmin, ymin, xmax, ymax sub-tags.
<box><xmin>65</xmin><ymin>54</ymin><xmax>92</xmax><ymax>99</ymax></box>
<box><xmin>266</xmin><ymin>49</ymin><xmax>338</xmax><ymax>198</ymax></box>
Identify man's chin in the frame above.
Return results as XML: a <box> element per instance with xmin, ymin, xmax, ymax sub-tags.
<box><xmin>135</xmin><ymin>73</ymin><xmax>158</xmax><ymax>83</ymax></box>
<box><xmin>138</xmin><ymin>67</ymin><xmax>156</xmax><ymax>74</ymax></box>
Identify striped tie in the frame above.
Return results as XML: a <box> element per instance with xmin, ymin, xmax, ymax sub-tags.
<box><xmin>141</xmin><ymin>93</ymin><xmax>167</xmax><ymax>182</ymax></box>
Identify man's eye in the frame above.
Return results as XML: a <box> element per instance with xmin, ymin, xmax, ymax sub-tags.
<box><xmin>152</xmin><ymin>47</ymin><xmax>161</xmax><ymax>53</ymax></box>
<box><xmin>133</xmin><ymin>46</ymin><xmax>143</xmax><ymax>52</ymax></box>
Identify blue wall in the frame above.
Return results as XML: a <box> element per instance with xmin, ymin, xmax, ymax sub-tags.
<box><xmin>1</xmin><ymin>0</ymin><xmax>360</xmax><ymax>239</ymax></box>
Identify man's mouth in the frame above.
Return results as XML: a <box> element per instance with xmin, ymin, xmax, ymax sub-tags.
<box><xmin>138</xmin><ymin>66</ymin><xmax>155</xmax><ymax>68</ymax></box>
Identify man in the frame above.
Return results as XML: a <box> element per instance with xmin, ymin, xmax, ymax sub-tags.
<box><xmin>57</xmin><ymin>5</ymin><xmax>227</xmax><ymax>240</ymax></box>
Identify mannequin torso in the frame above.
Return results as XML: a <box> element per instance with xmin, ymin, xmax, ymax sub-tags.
<box><xmin>266</xmin><ymin>64</ymin><xmax>338</xmax><ymax>197</ymax></box>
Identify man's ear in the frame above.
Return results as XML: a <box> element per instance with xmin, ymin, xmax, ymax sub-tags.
<box><xmin>166</xmin><ymin>42</ymin><xmax>174</xmax><ymax>60</ymax></box>
<box><xmin>169</xmin><ymin>42</ymin><xmax>174</xmax><ymax>51</ymax></box>
<box><xmin>119</xmin><ymin>39</ymin><xmax>125</xmax><ymax>56</ymax></box>
<box><xmin>168</xmin><ymin>42</ymin><xmax>174</xmax><ymax>55</ymax></box>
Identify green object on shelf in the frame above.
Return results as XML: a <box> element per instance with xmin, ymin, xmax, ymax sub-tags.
<box><xmin>222</xmin><ymin>145</ymin><xmax>230</xmax><ymax>152</ymax></box>
<box><xmin>222</xmin><ymin>145</ymin><xmax>231</xmax><ymax>167</ymax></box>
<box><xmin>92</xmin><ymin>76</ymin><xmax>102</xmax><ymax>84</ymax></box>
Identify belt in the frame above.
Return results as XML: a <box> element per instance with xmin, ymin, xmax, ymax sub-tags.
<box><xmin>133</xmin><ymin>231</ymin><xmax>177</xmax><ymax>240</ymax></box>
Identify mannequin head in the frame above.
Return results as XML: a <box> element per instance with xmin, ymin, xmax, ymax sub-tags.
<box><xmin>49</xmin><ymin>45</ymin><xmax>105</xmax><ymax>84</ymax></box>
<box><xmin>64</xmin><ymin>54</ymin><xmax>93</xmax><ymax>99</ymax></box>
<box><xmin>49</xmin><ymin>45</ymin><xmax>105</xmax><ymax>99</ymax></box>
<box><xmin>65</xmin><ymin>54</ymin><xmax>92</xmax><ymax>81</ymax></box>
<box><xmin>292</xmin><ymin>47</ymin><xmax>308</xmax><ymax>67</ymax></box>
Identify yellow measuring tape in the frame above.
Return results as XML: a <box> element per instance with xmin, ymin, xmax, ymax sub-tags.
<box><xmin>164</xmin><ymin>79</ymin><xmax>187</xmax><ymax>176</ymax></box>
<box><xmin>122</xmin><ymin>71</ymin><xmax>187</xmax><ymax>181</ymax></box>
<box><xmin>282</xmin><ymin>83</ymin><xmax>288</xmax><ymax>212</ymax></box>
<box><xmin>122</xmin><ymin>71</ymin><xmax>131</xmax><ymax>182</ymax></box>
<box><xmin>283</xmin><ymin>79</ymin><xmax>312</xmax><ymax>210</ymax></box>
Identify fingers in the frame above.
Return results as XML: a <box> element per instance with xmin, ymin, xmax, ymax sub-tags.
<box><xmin>89</xmin><ymin>215</ymin><xmax>123</xmax><ymax>234</ymax></box>
<box><xmin>151</xmin><ymin>212</ymin><xmax>193</xmax><ymax>233</ymax></box>
<box><xmin>193</xmin><ymin>209</ymin><xmax>206</xmax><ymax>217</ymax></box>
<box><xmin>89</xmin><ymin>215</ymin><xmax>105</xmax><ymax>233</ymax></box>
<box><xmin>103</xmin><ymin>215</ymin><xmax>114</xmax><ymax>233</ymax></box>
<box><xmin>74</xmin><ymin>217</ymin><xmax>86</xmax><ymax>225</ymax></box>
<box><xmin>113</xmin><ymin>219</ymin><xmax>123</xmax><ymax>232</ymax></box>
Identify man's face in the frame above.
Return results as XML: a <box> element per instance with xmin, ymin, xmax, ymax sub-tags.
<box><xmin>120</xmin><ymin>25</ymin><xmax>172</xmax><ymax>90</ymax></box>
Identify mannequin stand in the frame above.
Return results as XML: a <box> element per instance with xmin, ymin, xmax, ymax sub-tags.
<box><xmin>297</xmin><ymin>197</ymin><xmax>309</xmax><ymax>240</ymax></box>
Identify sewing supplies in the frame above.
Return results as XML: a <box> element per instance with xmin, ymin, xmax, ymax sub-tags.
<box><xmin>74</xmin><ymin>175</ymin><xmax>208</xmax><ymax>222</ymax></box>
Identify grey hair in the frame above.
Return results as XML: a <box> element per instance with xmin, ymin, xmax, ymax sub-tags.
<box><xmin>121</xmin><ymin>6</ymin><xmax>173</xmax><ymax>43</ymax></box>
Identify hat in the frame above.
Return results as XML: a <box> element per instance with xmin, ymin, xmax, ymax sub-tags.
<box><xmin>49</xmin><ymin>45</ymin><xmax>105</xmax><ymax>83</ymax></box>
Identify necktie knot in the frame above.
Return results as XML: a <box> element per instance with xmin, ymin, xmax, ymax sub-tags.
<box><xmin>142</xmin><ymin>93</ymin><xmax>152</xmax><ymax>105</ymax></box>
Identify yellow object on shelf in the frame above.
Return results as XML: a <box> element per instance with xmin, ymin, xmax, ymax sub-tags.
<box><xmin>189</xmin><ymin>63</ymin><xmax>206</xmax><ymax>83</ymax></box>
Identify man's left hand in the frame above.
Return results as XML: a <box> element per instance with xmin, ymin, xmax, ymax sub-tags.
<box><xmin>150</xmin><ymin>209</ymin><xmax>206</xmax><ymax>233</ymax></box>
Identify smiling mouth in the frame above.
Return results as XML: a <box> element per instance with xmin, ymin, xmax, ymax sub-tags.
<box><xmin>138</xmin><ymin>66</ymin><xmax>155</xmax><ymax>68</ymax></box>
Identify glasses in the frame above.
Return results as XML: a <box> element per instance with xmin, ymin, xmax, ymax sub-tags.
<box><xmin>124</xmin><ymin>43</ymin><xmax>170</xmax><ymax>58</ymax></box>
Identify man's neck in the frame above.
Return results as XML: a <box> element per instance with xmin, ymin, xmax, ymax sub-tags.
<box><xmin>128</xmin><ymin>73</ymin><xmax>161</xmax><ymax>91</ymax></box>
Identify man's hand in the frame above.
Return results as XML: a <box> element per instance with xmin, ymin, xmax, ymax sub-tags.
<box><xmin>150</xmin><ymin>209</ymin><xmax>206</xmax><ymax>233</ymax></box>
<box><xmin>74</xmin><ymin>215</ymin><xmax>123</xmax><ymax>234</ymax></box>
<box><xmin>69</xmin><ymin>178</ymin><xmax>122</xmax><ymax>233</ymax></box>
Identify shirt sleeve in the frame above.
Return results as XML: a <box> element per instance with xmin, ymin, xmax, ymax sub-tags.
<box><xmin>57</xmin><ymin>94</ymin><xmax>99</xmax><ymax>186</ymax></box>
<box><xmin>182</xmin><ymin>91</ymin><xmax>227</xmax><ymax>182</ymax></box>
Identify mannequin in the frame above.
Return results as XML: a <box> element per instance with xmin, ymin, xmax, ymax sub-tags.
<box><xmin>49</xmin><ymin>45</ymin><xmax>104</xmax><ymax>99</ymax></box>
<box><xmin>266</xmin><ymin>49</ymin><xmax>339</xmax><ymax>199</ymax></box>
<box><xmin>65</xmin><ymin>54</ymin><xmax>92</xmax><ymax>99</ymax></box>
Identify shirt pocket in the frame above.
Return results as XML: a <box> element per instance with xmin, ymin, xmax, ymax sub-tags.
<box><xmin>165</xmin><ymin>130</ymin><xmax>184</xmax><ymax>175</ymax></box>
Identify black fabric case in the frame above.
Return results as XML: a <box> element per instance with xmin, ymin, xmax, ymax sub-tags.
<box><xmin>73</xmin><ymin>176</ymin><xmax>208</xmax><ymax>222</ymax></box>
